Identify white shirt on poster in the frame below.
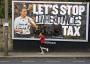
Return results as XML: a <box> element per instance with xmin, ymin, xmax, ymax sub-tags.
<box><xmin>14</xmin><ymin>16</ymin><xmax>34</xmax><ymax>34</ymax></box>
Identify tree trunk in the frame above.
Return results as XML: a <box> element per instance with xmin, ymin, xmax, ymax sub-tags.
<box><xmin>0</xmin><ymin>18</ymin><xmax>3</xmax><ymax>27</ymax></box>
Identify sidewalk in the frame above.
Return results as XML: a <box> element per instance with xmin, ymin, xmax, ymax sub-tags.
<box><xmin>0</xmin><ymin>52</ymin><xmax>90</xmax><ymax>58</ymax></box>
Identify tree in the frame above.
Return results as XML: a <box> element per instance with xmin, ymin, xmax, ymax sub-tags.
<box><xmin>0</xmin><ymin>0</ymin><xmax>4</xmax><ymax>18</ymax></box>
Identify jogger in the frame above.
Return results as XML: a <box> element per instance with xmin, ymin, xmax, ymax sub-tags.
<box><xmin>39</xmin><ymin>33</ymin><xmax>48</xmax><ymax>54</ymax></box>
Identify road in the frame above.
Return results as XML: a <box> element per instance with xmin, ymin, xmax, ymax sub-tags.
<box><xmin>0</xmin><ymin>58</ymin><xmax>90</xmax><ymax>64</ymax></box>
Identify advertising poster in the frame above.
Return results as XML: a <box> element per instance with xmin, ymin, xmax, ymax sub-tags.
<box><xmin>12</xmin><ymin>1</ymin><xmax>89</xmax><ymax>42</ymax></box>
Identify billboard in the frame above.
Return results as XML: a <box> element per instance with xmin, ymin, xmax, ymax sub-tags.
<box><xmin>12</xmin><ymin>1</ymin><xmax>89</xmax><ymax>42</ymax></box>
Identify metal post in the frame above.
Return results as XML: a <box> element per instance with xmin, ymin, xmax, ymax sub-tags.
<box><xmin>4</xmin><ymin>0</ymin><xmax>8</xmax><ymax>56</ymax></box>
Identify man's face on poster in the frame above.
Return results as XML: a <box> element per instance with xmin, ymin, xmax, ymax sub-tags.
<box><xmin>21</xmin><ymin>8</ymin><xmax>27</xmax><ymax>17</ymax></box>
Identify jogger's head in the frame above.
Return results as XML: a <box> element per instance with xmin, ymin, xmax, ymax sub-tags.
<box><xmin>39</xmin><ymin>33</ymin><xmax>43</xmax><ymax>36</ymax></box>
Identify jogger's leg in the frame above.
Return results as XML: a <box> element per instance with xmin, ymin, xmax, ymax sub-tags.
<box><xmin>41</xmin><ymin>47</ymin><xmax>48</xmax><ymax>52</ymax></box>
<box><xmin>40</xmin><ymin>46</ymin><xmax>44</xmax><ymax>54</ymax></box>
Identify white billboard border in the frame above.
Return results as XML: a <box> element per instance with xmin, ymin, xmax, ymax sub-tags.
<box><xmin>12</xmin><ymin>1</ymin><xmax>89</xmax><ymax>42</ymax></box>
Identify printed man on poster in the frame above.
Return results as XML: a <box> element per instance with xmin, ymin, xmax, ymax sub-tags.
<box><xmin>14</xmin><ymin>7</ymin><xmax>37</xmax><ymax>38</ymax></box>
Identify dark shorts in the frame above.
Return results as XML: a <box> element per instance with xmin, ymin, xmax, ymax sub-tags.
<box><xmin>40</xmin><ymin>41</ymin><xmax>47</xmax><ymax>48</ymax></box>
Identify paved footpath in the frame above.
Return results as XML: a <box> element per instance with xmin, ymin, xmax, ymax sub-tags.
<box><xmin>0</xmin><ymin>57</ymin><xmax>90</xmax><ymax>64</ymax></box>
<box><xmin>0</xmin><ymin>52</ymin><xmax>90</xmax><ymax>58</ymax></box>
